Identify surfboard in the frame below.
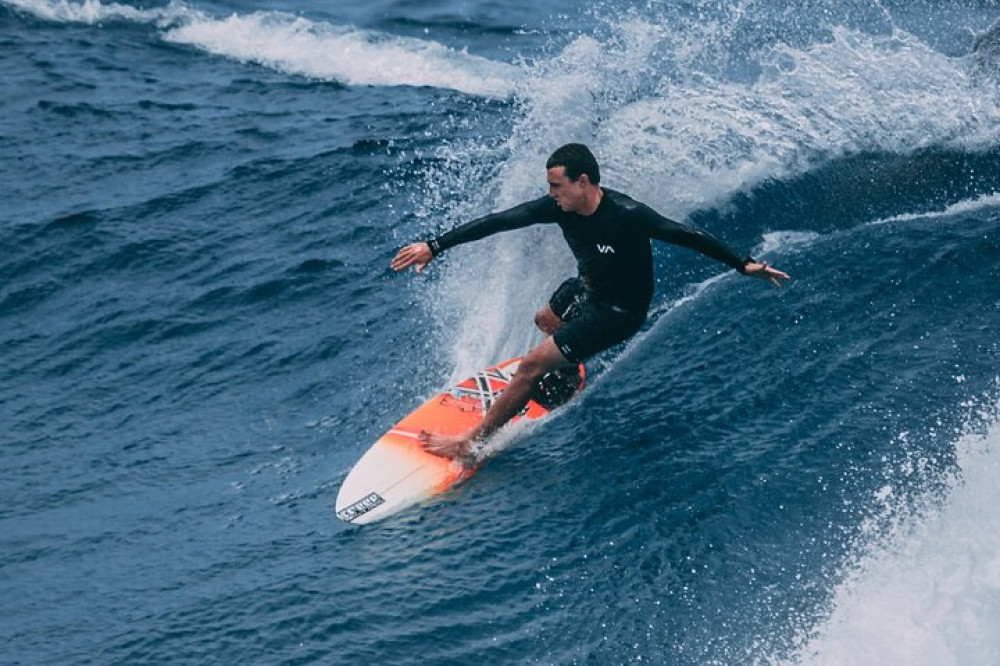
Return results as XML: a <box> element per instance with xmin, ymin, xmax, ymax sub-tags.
<box><xmin>335</xmin><ymin>357</ymin><xmax>585</xmax><ymax>524</ymax></box>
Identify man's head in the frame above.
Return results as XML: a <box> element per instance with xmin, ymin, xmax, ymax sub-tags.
<box><xmin>546</xmin><ymin>143</ymin><xmax>601</xmax><ymax>185</ymax></box>
<box><xmin>546</xmin><ymin>143</ymin><xmax>602</xmax><ymax>214</ymax></box>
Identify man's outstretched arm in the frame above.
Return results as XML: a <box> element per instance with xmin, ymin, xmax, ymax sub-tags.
<box><xmin>390</xmin><ymin>196</ymin><xmax>557</xmax><ymax>273</ymax></box>
<box><xmin>641</xmin><ymin>206</ymin><xmax>790</xmax><ymax>287</ymax></box>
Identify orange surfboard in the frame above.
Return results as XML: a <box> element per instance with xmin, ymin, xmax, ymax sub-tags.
<box><xmin>335</xmin><ymin>356</ymin><xmax>585</xmax><ymax>524</ymax></box>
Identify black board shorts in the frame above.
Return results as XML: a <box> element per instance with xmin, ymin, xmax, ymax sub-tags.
<box><xmin>548</xmin><ymin>277</ymin><xmax>645</xmax><ymax>364</ymax></box>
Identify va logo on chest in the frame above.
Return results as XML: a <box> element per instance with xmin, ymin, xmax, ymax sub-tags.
<box><xmin>596</xmin><ymin>244</ymin><xmax>615</xmax><ymax>254</ymax></box>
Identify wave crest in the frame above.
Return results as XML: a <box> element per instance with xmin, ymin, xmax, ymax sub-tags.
<box><xmin>3</xmin><ymin>0</ymin><xmax>518</xmax><ymax>97</ymax></box>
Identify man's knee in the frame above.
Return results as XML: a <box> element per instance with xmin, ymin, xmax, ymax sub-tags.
<box><xmin>534</xmin><ymin>306</ymin><xmax>561</xmax><ymax>335</ymax></box>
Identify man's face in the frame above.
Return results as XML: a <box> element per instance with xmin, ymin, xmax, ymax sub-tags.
<box><xmin>547</xmin><ymin>166</ymin><xmax>589</xmax><ymax>213</ymax></box>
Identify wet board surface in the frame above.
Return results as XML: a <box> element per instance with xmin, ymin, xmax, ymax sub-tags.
<box><xmin>335</xmin><ymin>357</ymin><xmax>585</xmax><ymax>524</ymax></box>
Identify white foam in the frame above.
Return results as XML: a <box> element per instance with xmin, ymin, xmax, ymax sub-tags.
<box><xmin>758</xmin><ymin>231</ymin><xmax>821</xmax><ymax>255</ymax></box>
<box><xmin>162</xmin><ymin>13</ymin><xmax>517</xmax><ymax>98</ymax></box>
<box><xmin>598</xmin><ymin>26</ymin><xmax>1000</xmax><ymax>215</ymax></box>
<box><xmin>428</xmin><ymin>18</ymin><xmax>1000</xmax><ymax>368</ymax></box>
<box><xmin>782</xmin><ymin>399</ymin><xmax>1000</xmax><ymax>666</ymax></box>
<box><xmin>871</xmin><ymin>192</ymin><xmax>1000</xmax><ymax>225</ymax></box>
<box><xmin>3</xmin><ymin>0</ymin><xmax>518</xmax><ymax>97</ymax></box>
<box><xmin>3</xmin><ymin>0</ymin><xmax>179</xmax><ymax>25</ymax></box>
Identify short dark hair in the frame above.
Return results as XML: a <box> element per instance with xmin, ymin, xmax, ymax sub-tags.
<box><xmin>546</xmin><ymin>143</ymin><xmax>600</xmax><ymax>184</ymax></box>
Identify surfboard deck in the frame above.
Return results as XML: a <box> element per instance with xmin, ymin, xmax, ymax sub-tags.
<box><xmin>335</xmin><ymin>356</ymin><xmax>585</xmax><ymax>524</ymax></box>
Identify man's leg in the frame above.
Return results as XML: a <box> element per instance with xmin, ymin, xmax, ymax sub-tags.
<box><xmin>475</xmin><ymin>336</ymin><xmax>571</xmax><ymax>438</ymax></box>
<box><xmin>421</xmin><ymin>336</ymin><xmax>572</xmax><ymax>460</ymax></box>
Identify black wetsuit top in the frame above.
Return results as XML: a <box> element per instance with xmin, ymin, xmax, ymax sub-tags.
<box><xmin>429</xmin><ymin>189</ymin><xmax>749</xmax><ymax>316</ymax></box>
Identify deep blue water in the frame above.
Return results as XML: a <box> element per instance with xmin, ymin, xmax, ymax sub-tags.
<box><xmin>3</xmin><ymin>1</ymin><xmax>1000</xmax><ymax>664</ymax></box>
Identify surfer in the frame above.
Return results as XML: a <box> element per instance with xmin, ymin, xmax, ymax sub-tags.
<box><xmin>391</xmin><ymin>143</ymin><xmax>789</xmax><ymax>460</ymax></box>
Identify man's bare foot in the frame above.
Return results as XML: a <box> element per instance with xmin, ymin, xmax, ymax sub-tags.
<box><xmin>419</xmin><ymin>429</ymin><xmax>476</xmax><ymax>462</ymax></box>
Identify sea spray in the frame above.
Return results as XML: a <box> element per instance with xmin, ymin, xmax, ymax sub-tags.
<box><xmin>784</xmin><ymin>395</ymin><xmax>1000</xmax><ymax>666</ymax></box>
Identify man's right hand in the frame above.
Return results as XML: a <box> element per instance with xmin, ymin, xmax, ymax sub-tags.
<box><xmin>744</xmin><ymin>261</ymin><xmax>790</xmax><ymax>288</ymax></box>
<box><xmin>391</xmin><ymin>242</ymin><xmax>433</xmax><ymax>273</ymax></box>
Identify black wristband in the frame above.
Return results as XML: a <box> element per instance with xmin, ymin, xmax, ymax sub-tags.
<box><xmin>427</xmin><ymin>239</ymin><xmax>442</xmax><ymax>257</ymax></box>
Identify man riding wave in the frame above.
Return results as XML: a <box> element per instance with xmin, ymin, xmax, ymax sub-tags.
<box><xmin>391</xmin><ymin>143</ymin><xmax>789</xmax><ymax>460</ymax></box>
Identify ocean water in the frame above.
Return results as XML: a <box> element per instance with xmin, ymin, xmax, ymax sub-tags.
<box><xmin>2</xmin><ymin>0</ymin><xmax>1000</xmax><ymax>663</ymax></box>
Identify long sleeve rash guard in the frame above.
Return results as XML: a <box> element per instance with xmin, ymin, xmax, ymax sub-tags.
<box><xmin>429</xmin><ymin>189</ymin><xmax>748</xmax><ymax>316</ymax></box>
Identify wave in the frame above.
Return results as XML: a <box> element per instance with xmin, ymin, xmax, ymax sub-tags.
<box><xmin>871</xmin><ymin>191</ymin><xmax>1000</xmax><ymax>225</ymax></box>
<box><xmin>2</xmin><ymin>0</ymin><xmax>165</xmax><ymax>22</ymax></box>
<box><xmin>783</xmin><ymin>394</ymin><xmax>1000</xmax><ymax>666</ymax></box>
<box><xmin>162</xmin><ymin>11</ymin><xmax>517</xmax><ymax>98</ymax></box>
<box><xmin>414</xmin><ymin>13</ymin><xmax>1000</xmax><ymax>371</ymax></box>
<box><xmin>2</xmin><ymin>0</ymin><xmax>518</xmax><ymax>97</ymax></box>
<box><xmin>424</xmin><ymin>16</ymin><xmax>1000</xmax><ymax>224</ymax></box>
<box><xmin>597</xmin><ymin>26</ymin><xmax>1000</xmax><ymax>215</ymax></box>
<box><xmin>972</xmin><ymin>16</ymin><xmax>1000</xmax><ymax>81</ymax></box>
